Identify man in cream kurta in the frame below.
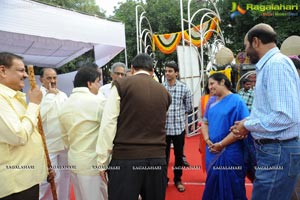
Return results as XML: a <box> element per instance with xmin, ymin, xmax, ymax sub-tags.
<box><xmin>39</xmin><ymin>68</ymin><xmax>71</xmax><ymax>200</ymax></box>
<box><xmin>0</xmin><ymin>52</ymin><xmax>47</xmax><ymax>199</ymax></box>
<box><xmin>59</xmin><ymin>66</ymin><xmax>107</xmax><ymax>200</ymax></box>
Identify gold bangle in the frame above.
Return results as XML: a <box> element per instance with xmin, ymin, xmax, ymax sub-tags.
<box><xmin>205</xmin><ymin>138</ymin><xmax>210</xmax><ymax>142</ymax></box>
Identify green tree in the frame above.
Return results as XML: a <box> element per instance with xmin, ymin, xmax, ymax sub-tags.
<box><xmin>144</xmin><ymin>0</ymin><xmax>181</xmax><ymax>81</ymax></box>
<box><xmin>111</xmin><ymin>0</ymin><xmax>207</xmax><ymax>82</ymax></box>
<box><xmin>111</xmin><ymin>0</ymin><xmax>141</xmax><ymax>67</ymax></box>
<box><xmin>99</xmin><ymin>0</ymin><xmax>141</xmax><ymax>83</ymax></box>
<box><xmin>35</xmin><ymin>0</ymin><xmax>300</xmax><ymax>78</ymax></box>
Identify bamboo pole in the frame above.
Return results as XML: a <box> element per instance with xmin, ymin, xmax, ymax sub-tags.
<box><xmin>27</xmin><ymin>65</ymin><xmax>58</xmax><ymax>200</ymax></box>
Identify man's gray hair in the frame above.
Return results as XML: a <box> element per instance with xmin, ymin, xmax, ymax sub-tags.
<box><xmin>111</xmin><ymin>62</ymin><xmax>126</xmax><ymax>72</ymax></box>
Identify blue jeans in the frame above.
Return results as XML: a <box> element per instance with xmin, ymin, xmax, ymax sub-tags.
<box><xmin>291</xmin><ymin>174</ymin><xmax>300</xmax><ymax>200</ymax></box>
<box><xmin>251</xmin><ymin>138</ymin><xmax>300</xmax><ymax>200</ymax></box>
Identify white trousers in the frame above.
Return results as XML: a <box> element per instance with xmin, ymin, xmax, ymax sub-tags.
<box><xmin>71</xmin><ymin>172</ymin><xmax>108</xmax><ymax>200</ymax></box>
<box><xmin>39</xmin><ymin>149</ymin><xmax>71</xmax><ymax>200</ymax></box>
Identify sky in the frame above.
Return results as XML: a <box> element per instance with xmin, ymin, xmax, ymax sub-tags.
<box><xmin>95</xmin><ymin>0</ymin><xmax>125</xmax><ymax>16</ymax></box>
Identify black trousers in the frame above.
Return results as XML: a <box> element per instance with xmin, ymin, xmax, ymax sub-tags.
<box><xmin>0</xmin><ymin>184</ymin><xmax>39</xmax><ymax>200</ymax></box>
<box><xmin>166</xmin><ymin>130</ymin><xmax>185</xmax><ymax>183</ymax></box>
<box><xmin>108</xmin><ymin>158</ymin><xmax>167</xmax><ymax>200</ymax></box>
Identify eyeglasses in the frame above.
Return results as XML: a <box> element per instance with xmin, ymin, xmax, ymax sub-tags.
<box><xmin>114</xmin><ymin>72</ymin><xmax>126</xmax><ymax>76</ymax></box>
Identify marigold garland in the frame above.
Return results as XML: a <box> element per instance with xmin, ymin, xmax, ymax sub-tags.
<box><xmin>152</xmin><ymin>17</ymin><xmax>219</xmax><ymax>54</ymax></box>
<box><xmin>152</xmin><ymin>33</ymin><xmax>182</xmax><ymax>54</ymax></box>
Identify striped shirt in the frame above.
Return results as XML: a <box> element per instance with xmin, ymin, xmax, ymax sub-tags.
<box><xmin>244</xmin><ymin>47</ymin><xmax>300</xmax><ymax>140</ymax></box>
<box><xmin>163</xmin><ymin>80</ymin><xmax>192</xmax><ymax>135</ymax></box>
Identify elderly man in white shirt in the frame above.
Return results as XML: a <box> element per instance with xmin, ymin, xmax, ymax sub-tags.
<box><xmin>39</xmin><ymin>68</ymin><xmax>71</xmax><ymax>200</ymax></box>
<box><xmin>100</xmin><ymin>62</ymin><xmax>126</xmax><ymax>98</ymax></box>
<box><xmin>59</xmin><ymin>66</ymin><xmax>107</xmax><ymax>200</ymax></box>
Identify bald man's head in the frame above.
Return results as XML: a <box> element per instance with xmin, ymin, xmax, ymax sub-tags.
<box><xmin>251</xmin><ymin>23</ymin><xmax>274</xmax><ymax>32</ymax></box>
<box><xmin>246</xmin><ymin>23</ymin><xmax>277</xmax><ymax>45</ymax></box>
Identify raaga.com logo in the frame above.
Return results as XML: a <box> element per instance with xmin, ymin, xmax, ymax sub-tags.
<box><xmin>230</xmin><ymin>2</ymin><xmax>247</xmax><ymax>19</ymax></box>
<box><xmin>230</xmin><ymin>2</ymin><xmax>299</xmax><ymax>18</ymax></box>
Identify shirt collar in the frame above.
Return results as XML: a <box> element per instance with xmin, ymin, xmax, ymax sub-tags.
<box><xmin>40</xmin><ymin>85</ymin><xmax>47</xmax><ymax>94</ymax></box>
<box><xmin>71</xmin><ymin>87</ymin><xmax>92</xmax><ymax>94</ymax></box>
<box><xmin>133</xmin><ymin>70</ymin><xmax>150</xmax><ymax>76</ymax></box>
<box><xmin>0</xmin><ymin>83</ymin><xmax>20</xmax><ymax>98</ymax></box>
<box><xmin>256</xmin><ymin>47</ymin><xmax>280</xmax><ymax>70</ymax></box>
<box><xmin>165</xmin><ymin>79</ymin><xmax>178</xmax><ymax>87</ymax></box>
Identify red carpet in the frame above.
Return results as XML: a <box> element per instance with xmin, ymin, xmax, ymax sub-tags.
<box><xmin>166</xmin><ymin>135</ymin><xmax>253</xmax><ymax>200</ymax></box>
<box><xmin>70</xmin><ymin>135</ymin><xmax>253</xmax><ymax>200</ymax></box>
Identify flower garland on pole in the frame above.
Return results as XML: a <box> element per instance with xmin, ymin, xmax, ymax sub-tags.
<box><xmin>152</xmin><ymin>17</ymin><xmax>219</xmax><ymax>54</ymax></box>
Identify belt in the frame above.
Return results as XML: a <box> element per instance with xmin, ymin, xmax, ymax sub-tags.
<box><xmin>255</xmin><ymin>137</ymin><xmax>298</xmax><ymax>145</ymax></box>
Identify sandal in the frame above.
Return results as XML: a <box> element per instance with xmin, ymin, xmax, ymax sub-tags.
<box><xmin>175</xmin><ymin>181</ymin><xmax>185</xmax><ymax>192</ymax></box>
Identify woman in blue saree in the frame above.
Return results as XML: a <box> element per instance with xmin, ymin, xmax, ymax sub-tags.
<box><xmin>201</xmin><ymin>73</ymin><xmax>250</xmax><ymax>200</ymax></box>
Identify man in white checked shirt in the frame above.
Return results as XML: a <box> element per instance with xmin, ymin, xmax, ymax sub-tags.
<box><xmin>163</xmin><ymin>61</ymin><xmax>192</xmax><ymax>193</ymax></box>
<box><xmin>232</xmin><ymin>23</ymin><xmax>300</xmax><ymax>200</ymax></box>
